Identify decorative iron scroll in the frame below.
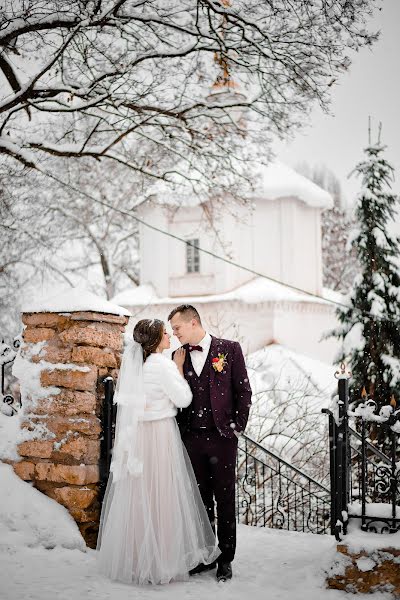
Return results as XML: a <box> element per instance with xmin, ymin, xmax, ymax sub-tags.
<box><xmin>236</xmin><ymin>434</ymin><xmax>330</xmax><ymax>534</ymax></box>
<box><xmin>324</xmin><ymin>377</ymin><xmax>400</xmax><ymax>540</ymax></box>
<box><xmin>1</xmin><ymin>337</ymin><xmax>21</xmax><ymax>416</ymax></box>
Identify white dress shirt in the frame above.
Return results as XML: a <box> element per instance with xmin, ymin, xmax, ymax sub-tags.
<box><xmin>189</xmin><ymin>332</ymin><xmax>212</xmax><ymax>376</ymax></box>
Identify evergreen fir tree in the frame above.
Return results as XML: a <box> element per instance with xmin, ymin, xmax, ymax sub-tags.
<box><xmin>331</xmin><ymin>141</ymin><xmax>400</xmax><ymax>409</ymax></box>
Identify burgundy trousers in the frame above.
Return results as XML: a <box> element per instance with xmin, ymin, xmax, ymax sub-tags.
<box><xmin>182</xmin><ymin>428</ymin><xmax>238</xmax><ymax>563</ymax></box>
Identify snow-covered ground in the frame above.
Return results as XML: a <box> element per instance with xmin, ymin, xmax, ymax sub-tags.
<box><xmin>0</xmin><ymin>462</ymin><xmax>392</xmax><ymax>600</ymax></box>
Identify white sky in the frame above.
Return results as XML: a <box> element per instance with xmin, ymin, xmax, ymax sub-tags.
<box><xmin>275</xmin><ymin>0</ymin><xmax>400</xmax><ymax>208</ymax></box>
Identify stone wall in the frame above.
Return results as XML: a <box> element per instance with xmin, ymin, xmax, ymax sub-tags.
<box><xmin>12</xmin><ymin>310</ymin><xmax>129</xmax><ymax>548</ymax></box>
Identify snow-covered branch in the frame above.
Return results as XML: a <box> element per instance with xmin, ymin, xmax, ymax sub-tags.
<box><xmin>0</xmin><ymin>0</ymin><xmax>378</xmax><ymax>192</ymax></box>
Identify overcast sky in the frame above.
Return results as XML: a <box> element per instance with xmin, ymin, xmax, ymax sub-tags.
<box><xmin>275</xmin><ymin>0</ymin><xmax>399</xmax><ymax>208</ymax></box>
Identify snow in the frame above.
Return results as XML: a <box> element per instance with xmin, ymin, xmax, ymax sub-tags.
<box><xmin>381</xmin><ymin>354</ymin><xmax>400</xmax><ymax>387</ymax></box>
<box><xmin>112</xmin><ymin>276</ymin><xmax>336</xmax><ymax>308</ymax></box>
<box><xmin>112</xmin><ymin>283</ymin><xmax>158</xmax><ymax>306</ymax></box>
<box><xmin>0</xmin><ymin>137</ymin><xmax>37</xmax><ymax>167</ymax></box>
<box><xmin>10</xmin><ymin>342</ymin><xmax>95</xmax><ymax>451</ymax></box>
<box><xmin>253</xmin><ymin>161</ymin><xmax>334</xmax><ymax>209</ymax></box>
<box><xmin>1</xmin><ymin>486</ymin><xmax>390</xmax><ymax>600</ymax></box>
<box><xmin>245</xmin><ymin>343</ymin><xmax>335</xmax><ymax>482</ymax></box>
<box><xmin>341</xmin><ymin>321</ymin><xmax>365</xmax><ymax>356</ymax></box>
<box><xmin>0</xmin><ymin>412</ymin><xmax>21</xmax><ymax>461</ymax></box>
<box><xmin>356</xmin><ymin>557</ymin><xmax>376</xmax><ymax>572</ymax></box>
<box><xmin>248</xmin><ymin>343</ymin><xmax>336</xmax><ymax>401</ymax></box>
<box><xmin>22</xmin><ymin>287</ymin><xmax>132</xmax><ymax>317</ymax></box>
<box><xmin>145</xmin><ymin>160</ymin><xmax>333</xmax><ymax>210</ymax></box>
<box><xmin>368</xmin><ymin>291</ymin><xmax>386</xmax><ymax>318</ymax></box>
<box><xmin>0</xmin><ymin>462</ymin><xmax>86</xmax><ymax>552</ymax></box>
<box><xmin>12</xmin><ymin>342</ymin><xmax>60</xmax><ymax>407</ymax></box>
<box><xmin>344</xmin><ymin>502</ymin><xmax>400</xmax><ymax>553</ymax></box>
<box><xmin>0</xmin><ymin>346</ymin><xmax>394</xmax><ymax>600</ymax></box>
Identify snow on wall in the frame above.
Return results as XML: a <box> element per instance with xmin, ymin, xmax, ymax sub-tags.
<box><xmin>22</xmin><ymin>287</ymin><xmax>131</xmax><ymax>316</ymax></box>
<box><xmin>7</xmin><ymin>342</ymin><xmax>92</xmax><ymax>459</ymax></box>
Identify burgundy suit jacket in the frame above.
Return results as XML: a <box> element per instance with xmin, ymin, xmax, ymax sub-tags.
<box><xmin>174</xmin><ymin>335</ymin><xmax>252</xmax><ymax>439</ymax></box>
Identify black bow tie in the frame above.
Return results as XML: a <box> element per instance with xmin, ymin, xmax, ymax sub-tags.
<box><xmin>188</xmin><ymin>345</ymin><xmax>203</xmax><ymax>352</ymax></box>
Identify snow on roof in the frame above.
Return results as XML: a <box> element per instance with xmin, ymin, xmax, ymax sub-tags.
<box><xmin>22</xmin><ymin>287</ymin><xmax>132</xmax><ymax>317</ymax></box>
<box><xmin>111</xmin><ymin>277</ymin><xmax>336</xmax><ymax>308</ymax></box>
<box><xmin>253</xmin><ymin>161</ymin><xmax>333</xmax><ymax>209</ymax></box>
<box><xmin>140</xmin><ymin>160</ymin><xmax>333</xmax><ymax>210</ymax></box>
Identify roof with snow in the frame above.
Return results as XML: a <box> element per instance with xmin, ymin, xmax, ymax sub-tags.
<box><xmin>22</xmin><ymin>288</ymin><xmax>132</xmax><ymax>317</ymax></box>
<box><xmin>140</xmin><ymin>160</ymin><xmax>333</xmax><ymax>210</ymax></box>
<box><xmin>111</xmin><ymin>277</ymin><xmax>340</xmax><ymax>308</ymax></box>
<box><xmin>253</xmin><ymin>161</ymin><xmax>333</xmax><ymax>209</ymax></box>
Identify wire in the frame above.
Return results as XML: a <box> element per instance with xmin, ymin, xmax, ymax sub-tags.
<box><xmin>35</xmin><ymin>165</ymin><xmax>395</xmax><ymax>327</ymax></box>
<box><xmin>37</xmin><ymin>168</ymin><xmax>343</xmax><ymax>301</ymax></box>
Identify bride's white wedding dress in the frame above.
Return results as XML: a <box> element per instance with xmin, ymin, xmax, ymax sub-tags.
<box><xmin>96</xmin><ymin>351</ymin><xmax>220</xmax><ymax>585</ymax></box>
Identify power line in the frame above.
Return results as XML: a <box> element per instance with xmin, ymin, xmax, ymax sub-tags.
<box><xmin>37</xmin><ymin>167</ymin><xmax>343</xmax><ymax>302</ymax></box>
<box><xmin>35</xmin><ymin>165</ymin><xmax>392</xmax><ymax>327</ymax></box>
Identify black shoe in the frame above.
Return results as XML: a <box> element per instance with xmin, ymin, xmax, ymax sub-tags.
<box><xmin>216</xmin><ymin>561</ymin><xmax>232</xmax><ymax>582</ymax></box>
<box><xmin>189</xmin><ymin>560</ymin><xmax>217</xmax><ymax>576</ymax></box>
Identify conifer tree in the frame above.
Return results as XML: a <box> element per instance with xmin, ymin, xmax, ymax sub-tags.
<box><xmin>331</xmin><ymin>138</ymin><xmax>400</xmax><ymax>409</ymax></box>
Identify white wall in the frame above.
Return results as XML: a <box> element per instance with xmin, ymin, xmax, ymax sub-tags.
<box><xmin>139</xmin><ymin>204</ymin><xmax>170</xmax><ymax>297</ymax></box>
<box><xmin>138</xmin><ymin>194</ymin><xmax>323</xmax><ymax>299</ymax></box>
<box><xmin>124</xmin><ymin>298</ymin><xmax>339</xmax><ymax>365</ymax></box>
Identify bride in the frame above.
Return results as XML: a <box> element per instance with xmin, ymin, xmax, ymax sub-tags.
<box><xmin>96</xmin><ymin>318</ymin><xmax>220</xmax><ymax>585</ymax></box>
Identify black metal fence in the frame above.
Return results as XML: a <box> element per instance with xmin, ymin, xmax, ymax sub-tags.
<box><xmin>323</xmin><ymin>367</ymin><xmax>400</xmax><ymax>540</ymax></box>
<box><xmin>1</xmin><ymin>338</ymin><xmax>21</xmax><ymax>416</ymax></box>
<box><xmin>236</xmin><ymin>434</ymin><xmax>331</xmax><ymax>533</ymax></box>
<box><xmin>100</xmin><ymin>376</ymin><xmax>331</xmax><ymax>534</ymax></box>
<box><xmin>99</xmin><ymin>376</ymin><xmax>116</xmax><ymax>501</ymax></box>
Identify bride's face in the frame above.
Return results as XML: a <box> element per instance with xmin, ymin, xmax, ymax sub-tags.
<box><xmin>157</xmin><ymin>328</ymin><xmax>171</xmax><ymax>352</ymax></box>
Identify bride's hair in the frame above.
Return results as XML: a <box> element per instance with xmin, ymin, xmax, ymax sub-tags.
<box><xmin>133</xmin><ymin>319</ymin><xmax>164</xmax><ymax>362</ymax></box>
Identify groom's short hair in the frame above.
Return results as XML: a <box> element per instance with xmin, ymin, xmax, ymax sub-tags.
<box><xmin>168</xmin><ymin>304</ymin><xmax>202</xmax><ymax>325</ymax></box>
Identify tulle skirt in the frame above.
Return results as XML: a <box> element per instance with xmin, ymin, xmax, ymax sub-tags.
<box><xmin>96</xmin><ymin>417</ymin><xmax>220</xmax><ymax>585</ymax></box>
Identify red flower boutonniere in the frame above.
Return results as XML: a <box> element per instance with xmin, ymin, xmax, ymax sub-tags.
<box><xmin>212</xmin><ymin>353</ymin><xmax>227</xmax><ymax>373</ymax></box>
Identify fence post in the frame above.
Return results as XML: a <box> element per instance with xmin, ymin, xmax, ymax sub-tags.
<box><xmin>99</xmin><ymin>376</ymin><xmax>115</xmax><ymax>501</ymax></box>
<box><xmin>323</xmin><ymin>364</ymin><xmax>351</xmax><ymax>540</ymax></box>
<box><xmin>335</xmin><ymin>375</ymin><xmax>350</xmax><ymax>539</ymax></box>
<box><xmin>322</xmin><ymin>410</ymin><xmax>337</xmax><ymax>536</ymax></box>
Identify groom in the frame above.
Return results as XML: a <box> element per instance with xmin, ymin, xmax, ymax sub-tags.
<box><xmin>169</xmin><ymin>305</ymin><xmax>252</xmax><ymax>582</ymax></box>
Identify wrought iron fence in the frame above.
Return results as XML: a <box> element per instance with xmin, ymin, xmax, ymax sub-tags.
<box><xmin>236</xmin><ymin>434</ymin><xmax>331</xmax><ymax>533</ymax></box>
<box><xmin>99</xmin><ymin>376</ymin><xmax>116</xmax><ymax>501</ymax></box>
<box><xmin>1</xmin><ymin>337</ymin><xmax>21</xmax><ymax>416</ymax></box>
<box><xmin>99</xmin><ymin>376</ymin><xmax>331</xmax><ymax>534</ymax></box>
<box><xmin>323</xmin><ymin>366</ymin><xmax>400</xmax><ymax>540</ymax></box>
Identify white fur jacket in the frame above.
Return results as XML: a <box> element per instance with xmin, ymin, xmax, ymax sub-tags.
<box><xmin>140</xmin><ymin>352</ymin><xmax>192</xmax><ymax>421</ymax></box>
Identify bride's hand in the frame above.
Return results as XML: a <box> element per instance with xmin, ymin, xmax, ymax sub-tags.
<box><xmin>173</xmin><ymin>347</ymin><xmax>186</xmax><ymax>372</ymax></box>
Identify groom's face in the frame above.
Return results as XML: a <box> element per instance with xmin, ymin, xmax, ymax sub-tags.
<box><xmin>170</xmin><ymin>313</ymin><xmax>196</xmax><ymax>345</ymax></box>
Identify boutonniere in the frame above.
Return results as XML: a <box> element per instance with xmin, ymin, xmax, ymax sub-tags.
<box><xmin>212</xmin><ymin>353</ymin><xmax>227</xmax><ymax>373</ymax></box>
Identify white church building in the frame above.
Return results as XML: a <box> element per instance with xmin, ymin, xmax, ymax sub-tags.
<box><xmin>112</xmin><ymin>161</ymin><xmax>340</xmax><ymax>365</ymax></box>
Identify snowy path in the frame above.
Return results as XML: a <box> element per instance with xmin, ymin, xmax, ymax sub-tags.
<box><xmin>0</xmin><ymin>464</ymin><xmax>391</xmax><ymax>600</ymax></box>
<box><xmin>1</xmin><ymin>525</ymin><xmax>392</xmax><ymax>600</ymax></box>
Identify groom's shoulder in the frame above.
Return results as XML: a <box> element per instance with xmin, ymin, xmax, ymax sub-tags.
<box><xmin>212</xmin><ymin>336</ymin><xmax>239</xmax><ymax>351</ymax></box>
